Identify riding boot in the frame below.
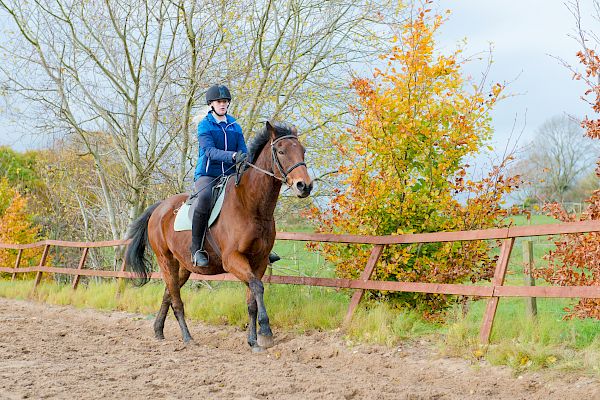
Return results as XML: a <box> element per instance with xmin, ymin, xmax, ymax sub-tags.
<box><xmin>268</xmin><ymin>252</ymin><xmax>281</xmax><ymax>264</ymax></box>
<box><xmin>191</xmin><ymin>209</ymin><xmax>210</xmax><ymax>267</ymax></box>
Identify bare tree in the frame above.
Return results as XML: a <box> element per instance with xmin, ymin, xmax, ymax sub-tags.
<box><xmin>0</xmin><ymin>0</ymin><xmax>404</xmax><ymax>241</ymax></box>
<box><xmin>515</xmin><ymin>115</ymin><xmax>599</xmax><ymax>203</ymax></box>
<box><xmin>0</xmin><ymin>0</ymin><xmax>229</xmax><ymax>238</ymax></box>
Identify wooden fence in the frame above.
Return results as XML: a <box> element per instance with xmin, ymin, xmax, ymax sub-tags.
<box><xmin>1</xmin><ymin>220</ymin><xmax>599</xmax><ymax>343</ymax></box>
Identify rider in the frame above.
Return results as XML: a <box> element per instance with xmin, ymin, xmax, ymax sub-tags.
<box><xmin>191</xmin><ymin>84</ymin><xmax>248</xmax><ymax>267</ymax></box>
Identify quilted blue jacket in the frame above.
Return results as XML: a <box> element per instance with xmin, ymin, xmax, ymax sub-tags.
<box><xmin>194</xmin><ymin>112</ymin><xmax>248</xmax><ymax>180</ymax></box>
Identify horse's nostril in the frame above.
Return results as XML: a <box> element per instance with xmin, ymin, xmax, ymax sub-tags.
<box><xmin>296</xmin><ymin>181</ymin><xmax>305</xmax><ymax>191</ymax></box>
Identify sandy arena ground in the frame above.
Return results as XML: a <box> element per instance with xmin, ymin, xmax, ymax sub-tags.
<box><xmin>0</xmin><ymin>297</ymin><xmax>598</xmax><ymax>399</ymax></box>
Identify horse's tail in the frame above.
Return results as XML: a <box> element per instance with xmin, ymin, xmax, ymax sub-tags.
<box><xmin>125</xmin><ymin>201</ymin><xmax>162</xmax><ymax>286</ymax></box>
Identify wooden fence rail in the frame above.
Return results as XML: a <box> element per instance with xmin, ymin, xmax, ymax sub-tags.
<box><xmin>1</xmin><ymin>220</ymin><xmax>599</xmax><ymax>344</ymax></box>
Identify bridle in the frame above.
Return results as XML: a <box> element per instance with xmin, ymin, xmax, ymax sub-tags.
<box><xmin>243</xmin><ymin>135</ymin><xmax>306</xmax><ymax>185</ymax></box>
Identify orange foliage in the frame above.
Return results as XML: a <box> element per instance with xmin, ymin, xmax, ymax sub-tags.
<box><xmin>536</xmin><ymin>46</ymin><xmax>600</xmax><ymax>319</ymax></box>
<box><xmin>0</xmin><ymin>178</ymin><xmax>44</xmax><ymax>276</ymax></box>
<box><xmin>309</xmin><ymin>4</ymin><xmax>520</xmax><ymax>315</ymax></box>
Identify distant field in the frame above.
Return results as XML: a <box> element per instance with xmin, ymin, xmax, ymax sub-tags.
<box><xmin>507</xmin><ymin>214</ymin><xmax>560</xmax><ymax>226</ymax></box>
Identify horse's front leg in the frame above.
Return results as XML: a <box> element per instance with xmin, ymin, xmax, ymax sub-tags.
<box><xmin>246</xmin><ymin>287</ymin><xmax>260</xmax><ymax>351</ymax></box>
<box><xmin>249</xmin><ymin>277</ymin><xmax>274</xmax><ymax>348</ymax></box>
<box><xmin>224</xmin><ymin>251</ymin><xmax>274</xmax><ymax>349</ymax></box>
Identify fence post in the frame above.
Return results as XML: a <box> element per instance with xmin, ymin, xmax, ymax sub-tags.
<box><xmin>343</xmin><ymin>244</ymin><xmax>384</xmax><ymax>328</ymax></box>
<box><xmin>32</xmin><ymin>244</ymin><xmax>51</xmax><ymax>293</ymax></box>
<box><xmin>115</xmin><ymin>245</ymin><xmax>129</xmax><ymax>297</ymax></box>
<box><xmin>72</xmin><ymin>247</ymin><xmax>90</xmax><ymax>290</ymax></box>
<box><xmin>11</xmin><ymin>249</ymin><xmax>23</xmax><ymax>281</ymax></box>
<box><xmin>479</xmin><ymin>237</ymin><xmax>515</xmax><ymax>344</ymax></box>
<box><xmin>522</xmin><ymin>240</ymin><xmax>537</xmax><ymax>317</ymax></box>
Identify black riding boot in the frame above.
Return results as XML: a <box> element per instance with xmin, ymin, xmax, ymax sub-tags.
<box><xmin>191</xmin><ymin>209</ymin><xmax>210</xmax><ymax>267</ymax></box>
<box><xmin>268</xmin><ymin>252</ymin><xmax>281</xmax><ymax>263</ymax></box>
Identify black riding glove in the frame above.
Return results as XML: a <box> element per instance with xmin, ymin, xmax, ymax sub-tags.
<box><xmin>233</xmin><ymin>151</ymin><xmax>248</xmax><ymax>164</ymax></box>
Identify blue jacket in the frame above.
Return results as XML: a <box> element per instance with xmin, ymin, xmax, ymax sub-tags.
<box><xmin>194</xmin><ymin>112</ymin><xmax>248</xmax><ymax>180</ymax></box>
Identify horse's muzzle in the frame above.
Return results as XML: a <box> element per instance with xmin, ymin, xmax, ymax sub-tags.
<box><xmin>294</xmin><ymin>180</ymin><xmax>313</xmax><ymax>198</ymax></box>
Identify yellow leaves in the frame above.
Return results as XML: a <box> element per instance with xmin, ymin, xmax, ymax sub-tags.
<box><xmin>491</xmin><ymin>82</ymin><xmax>504</xmax><ymax>97</ymax></box>
<box><xmin>0</xmin><ymin>178</ymin><xmax>43</xmax><ymax>270</ymax></box>
<box><xmin>310</xmin><ymin>4</ymin><xmax>518</xmax><ymax>315</ymax></box>
<box><xmin>472</xmin><ymin>348</ymin><xmax>485</xmax><ymax>359</ymax></box>
<box><xmin>545</xmin><ymin>355</ymin><xmax>557</xmax><ymax>365</ymax></box>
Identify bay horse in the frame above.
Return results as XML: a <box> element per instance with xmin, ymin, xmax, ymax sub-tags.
<box><xmin>124</xmin><ymin>121</ymin><xmax>313</xmax><ymax>351</ymax></box>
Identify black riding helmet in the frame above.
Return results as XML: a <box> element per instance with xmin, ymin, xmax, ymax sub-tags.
<box><xmin>205</xmin><ymin>84</ymin><xmax>232</xmax><ymax>105</ymax></box>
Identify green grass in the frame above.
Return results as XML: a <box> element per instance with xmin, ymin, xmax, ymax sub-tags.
<box><xmin>507</xmin><ymin>214</ymin><xmax>560</xmax><ymax>226</ymax></box>
<box><xmin>271</xmin><ymin>239</ymin><xmax>335</xmax><ymax>278</ymax></box>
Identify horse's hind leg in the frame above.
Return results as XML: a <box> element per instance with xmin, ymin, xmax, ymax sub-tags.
<box><xmin>158</xmin><ymin>254</ymin><xmax>193</xmax><ymax>343</ymax></box>
<box><xmin>170</xmin><ymin>264</ymin><xmax>193</xmax><ymax>343</ymax></box>
<box><xmin>154</xmin><ymin>288</ymin><xmax>171</xmax><ymax>340</ymax></box>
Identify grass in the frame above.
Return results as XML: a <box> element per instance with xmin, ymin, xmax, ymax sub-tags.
<box><xmin>0</xmin><ymin>278</ymin><xmax>347</xmax><ymax>333</ymax></box>
<box><xmin>443</xmin><ymin>297</ymin><xmax>600</xmax><ymax>374</ymax></box>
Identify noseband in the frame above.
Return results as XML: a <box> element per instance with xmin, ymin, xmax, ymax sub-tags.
<box><xmin>244</xmin><ymin>135</ymin><xmax>306</xmax><ymax>185</ymax></box>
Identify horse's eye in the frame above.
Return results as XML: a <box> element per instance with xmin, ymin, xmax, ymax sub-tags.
<box><xmin>277</xmin><ymin>150</ymin><xmax>285</xmax><ymax>155</ymax></box>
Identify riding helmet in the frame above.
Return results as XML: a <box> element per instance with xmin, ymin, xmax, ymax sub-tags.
<box><xmin>205</xmin><ymin>85</ymin><xmax>232</xmax><ymax>105</ymax></box>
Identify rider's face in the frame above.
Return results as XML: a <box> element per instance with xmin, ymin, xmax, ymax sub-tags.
<box><xmin>210</xmin><ymin>99</ymin><xmax>229</xmax><ymax>115</ymax></box>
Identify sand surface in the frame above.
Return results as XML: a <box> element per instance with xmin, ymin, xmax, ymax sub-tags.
<box><xmin>0</xmin><ymin>297</ymin><xmax>598</xmax><ymax>399</ymax></box>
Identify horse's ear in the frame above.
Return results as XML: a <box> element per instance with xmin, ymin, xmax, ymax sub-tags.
<box><xmin>291</xmin><ymin>125</ymin><xmax>298</xmax><ymax>136</ymax></box>
<box><xmin>266</xmin><ymin>121</ymin><xmax>276</xmax><ymax>139</ymax></box>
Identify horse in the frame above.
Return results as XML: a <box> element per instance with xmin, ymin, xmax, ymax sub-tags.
<box><xmin>124</xmin><ymin>121</ymin><xmax>313</xmax><ymax>351</ymax></box>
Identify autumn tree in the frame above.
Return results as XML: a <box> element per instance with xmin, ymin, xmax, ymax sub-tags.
<box><xmin>0</xmin><ymin>146</ymin><xmax>39</xmax><ymax>190</ymax></box>
<box><xmin>534</xmin><ymin>0</ymin><xmax>600</xmax><ymax>319</ymax></box>
<box><xmin>310</xmin><ymin>5</ymin><xmax>519</xmax><ymax>314</ymax></box>
<box><xmin>0</xmin><ymin>178</ymin><xmax>44</xmax><ymax>276</ymax></box>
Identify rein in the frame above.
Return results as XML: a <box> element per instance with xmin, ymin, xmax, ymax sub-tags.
<box><xmin>243</xmin><ymin>135</ymin><xmax>306</xmax><ymax>186</ymax></box>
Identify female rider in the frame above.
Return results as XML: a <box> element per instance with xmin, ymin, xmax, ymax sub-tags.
<box><xmin>191</xmin><ymin>84</ymin><xmax>247</xmax><ymax>267</ymax></box>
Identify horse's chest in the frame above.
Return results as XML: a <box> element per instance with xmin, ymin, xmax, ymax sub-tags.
<box><xmin>240</xmin><ymin>223</ymin><xmax>275</xmax><ymax>253</ymax></box>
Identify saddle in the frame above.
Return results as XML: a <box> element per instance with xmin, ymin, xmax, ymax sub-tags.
<box><xmin>173</xmin><ymin>175</ymin><xmax>233</xmax><ymax>232</ymax></box>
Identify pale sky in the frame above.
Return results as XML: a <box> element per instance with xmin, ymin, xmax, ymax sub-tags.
<box><xmin>0</xmin><ymin>1</ymin><xmax>597</xmax><ymax>154</ymax></box>
<box><xmin>437</xmin><ymin>0</ymin><xmax>594</xmax><ymax>154</ymax></box>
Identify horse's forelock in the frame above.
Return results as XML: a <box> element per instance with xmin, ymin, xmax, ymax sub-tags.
<box><xmin>248</xmin><ymin>122</ymin><xmax>296</xmax><ymax>163</ymax></box>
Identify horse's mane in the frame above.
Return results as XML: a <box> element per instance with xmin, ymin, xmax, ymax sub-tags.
<box><xmin>247</xmin><ymin>122</ymin><xmax>296</xmax><ymax>163</ymax></box>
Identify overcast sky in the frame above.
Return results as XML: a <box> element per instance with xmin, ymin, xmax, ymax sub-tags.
<box><xmin>0</xmin><ymin>1</ymin><xmax>596</xmax><ymax>154</ymax></box>
<box><xmin>437</xmin><ymin>0</ymin><xmax>593</xmax><ymax>154</ymax></box>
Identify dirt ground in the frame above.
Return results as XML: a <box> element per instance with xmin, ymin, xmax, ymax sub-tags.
<box><xmin>0</xmin><ymin>298</ymin><xmax>598</xmax><ymax>400</ymax></box>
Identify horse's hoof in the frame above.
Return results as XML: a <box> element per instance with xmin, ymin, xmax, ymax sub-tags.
<box><xmin>257</xmin><ymin>334</ymin><xmax>274</xmax><ymax>348</ymax></box>
<box><xmin>251</xmin><ymin>345</ymin><xmax>265</xmax><ymax>353</ymax></box>
<box><xmin>155</xmin><ymin>334</ymin><xmax>165</xmax><ymax>340</ymax></box>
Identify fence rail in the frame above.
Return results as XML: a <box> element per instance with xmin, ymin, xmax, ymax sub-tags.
<box><xmin>1</xmin><ymin>220</ymin><xmax>599</xmax><ymax>343</ymax></box>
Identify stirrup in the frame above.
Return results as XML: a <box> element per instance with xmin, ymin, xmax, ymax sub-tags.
<box><xmin>192</xmin><ymin>249</ymin><xmax>209</xmax><ymax>267</ymax></box>
<box><xmin>268</xmin><ymin>252</ymin><xmax>281</xmax><ymax>264</ymax></box>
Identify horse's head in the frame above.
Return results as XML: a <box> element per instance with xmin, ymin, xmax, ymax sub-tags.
<box><xmin>266</xmin><ymin>121</ymin><xmax>313</xmax><ymax>198</ymax></box>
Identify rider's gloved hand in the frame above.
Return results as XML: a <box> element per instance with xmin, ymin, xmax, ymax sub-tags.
<box><xmin>233</xmin><ymin>151</ymin><xmax>248</xmax><ymax>164</ymax></box>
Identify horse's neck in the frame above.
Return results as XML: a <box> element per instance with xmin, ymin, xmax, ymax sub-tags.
<box><xmin>241</xmin><ymin>148</ymin><xmax>282</xmax><ymax>219</ymax></box>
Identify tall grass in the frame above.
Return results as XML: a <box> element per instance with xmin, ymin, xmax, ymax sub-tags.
<box><xmin>443</xmin><ymin>297</ymin><xmax>600</xmax><ymax>374</ymax></box>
